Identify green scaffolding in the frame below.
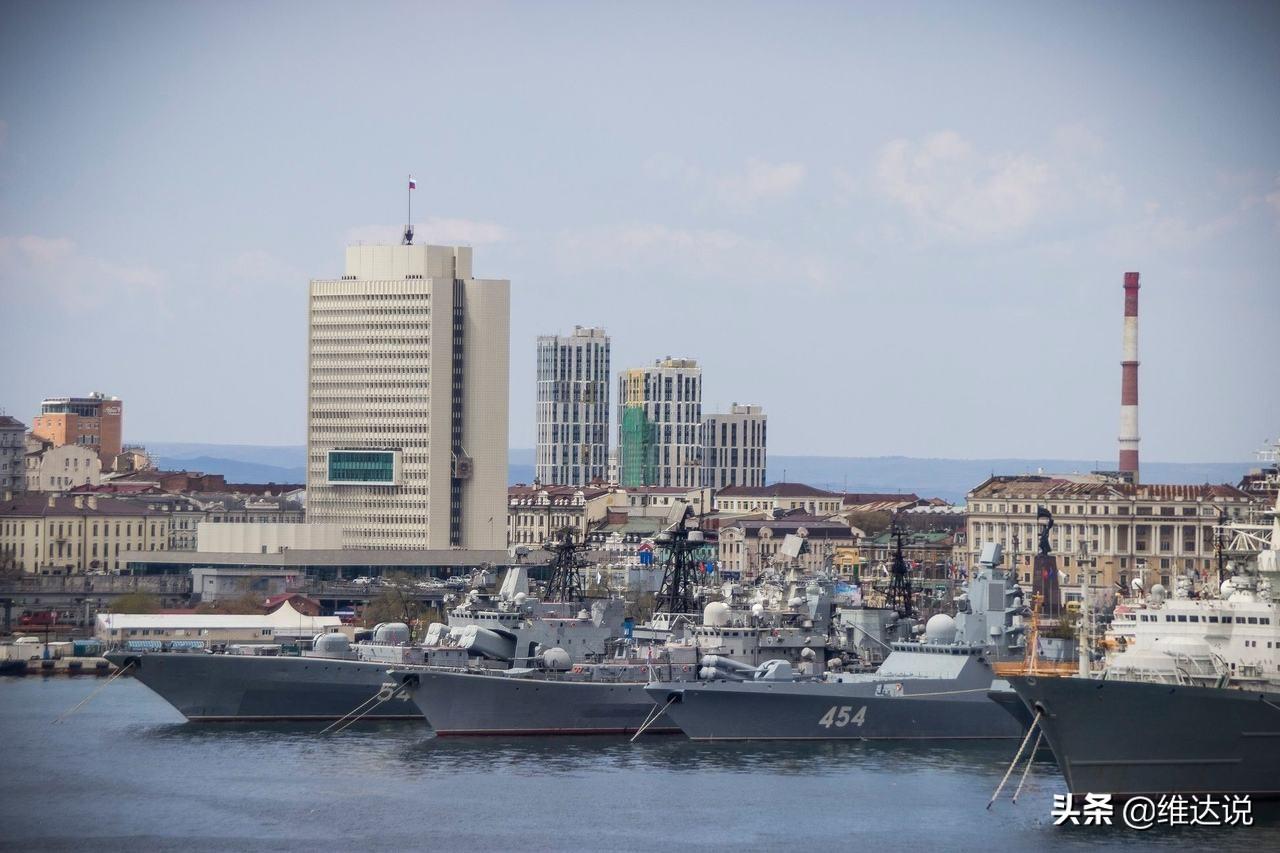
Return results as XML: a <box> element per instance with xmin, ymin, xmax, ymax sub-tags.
<box><xmin>619</xmin><ymin>406</ymin><xmax>656</xmax><ymax>486</ymax></box>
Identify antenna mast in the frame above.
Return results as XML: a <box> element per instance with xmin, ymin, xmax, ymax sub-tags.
<box><xmin>403</xmin><ymin>175</ymin><xmax>416</xmax><ymax>245</ymax></box>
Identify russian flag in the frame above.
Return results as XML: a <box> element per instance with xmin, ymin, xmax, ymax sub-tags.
<box><xmin>408</xmin><ymin>177</ymin><xmax>417</xmax><ymax>190</ymax></box>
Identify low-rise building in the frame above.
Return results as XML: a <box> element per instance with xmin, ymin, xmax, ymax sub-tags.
<box><xmin>24</xmin><ymin>438</ymin><xmax>102</xmax><ymax>492</ymax></box>
<box><xmin>622</xmin><ymin>485</ymin><xmax>712</xmax><ymax>518</ymax></box>
<box><xmin>197</xmin><ymin>522</ymin><xmax>344</xmax><ymax>553</ymax></box>
<box><xmin>965</xmin><ymin>474</ymin><xmax>1256</xmax><ymax>593</ymax></box>
<box><xmin>0</xmin><ymin>493</ymin><xmax>172</xmax><ymax>574</ymax></box>
<box><xmin>93</xmin><ymin>600</ymin><xmax>339</xmax><ymax>645</ymax></box>
<box><xmin>859</xmin><ymin>530</ymin><xmax>958</xmax><ymax>578</ymax></box>
<box><xmin>507</xmin><ymin>483</ymin><xmax>621</xmax><ymax>546</ymax></box>
<box><xmin>713</xmin><ymin>483</ymin><xmax>843</xmax><ymax>518</ymax></box>
<box><xmin>717</xmin><ymin>516</ymin><xmax>859</xmax><ymax>578</ymax></box>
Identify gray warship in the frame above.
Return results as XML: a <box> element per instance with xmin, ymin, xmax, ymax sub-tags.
<box><xmin>1007</xmin><ymin>489</ymin><xmax>1280</xmax><ymax>796</ymax></box>
<box><xmin>647</xmin><ymin>540</ymin><xmax>1032</xmax><ymax>740</ymax></box>
<box><xmin>391</xmin><ymin>511</ymin><xmax>880</xmax><ymax>735</ymax></box>
<box><xmin>108</xmin><ymin>565</ymin><xmax>624</xmax><ymax>722</ymax></box>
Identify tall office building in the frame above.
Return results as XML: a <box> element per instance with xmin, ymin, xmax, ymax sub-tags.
<box><xmin>617</xmin><ymin>357</ymin><xmax>702</xmax><ymax>488</ymax></box>
<box><xmin>536</xmin><ymin>326</ymin><xmax>610</xmax><ymax>485</ymax></box>
<box><xmin>702</xmin><ymin>403</ymin><xmax>767</xmax><ymax>489</ymax></box>
<box><xmin>307</xmin><ymin>244</ymin><xmax>509</xmax><ymax>550</ymax></box>
<box><xmin>31</xmin><ymin>393</ymin><xmax>123</xmax><ymax>465</ymax></box>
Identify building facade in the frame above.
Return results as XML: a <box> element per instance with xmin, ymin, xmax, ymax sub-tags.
<box><xmin>717</xmin><ymin>517</ymin><xmax>859</xmax><ymax>578</ymax></box>
<box><xmin>617</xmin><ymin>358</ymin><xmax>702</xmax><ymax>488</ymax></box>
<box><xmin>965</xmin><ymin>475</ymin><xmax>1256</xmax><ymax>594</ymax></box>
<box><xmin>701</xmin><ymin>403</ymin><xmax>766</xmax><ymax>490</ymax></box>
<box><xmin>506</xmin><ymin>483</ymin><xmax>621</xmax><ymax>546</ymax></box>
<box><xmin>0</xmin><ymin>494</ymin><xmax>172</xmax><ymax>574</ymax></box>
<box><xmin>306</xmin><ymin>244</ymin><xmax>509</xmax><ymax>551</ymax></box>
<box><xmin>0</xmin><ymin>416</ymin><xmax>25</xmax><ymax>493</ymax></box>
<box><xmin>31</xmin><ymin>393</ymin><xmax>123</xmax><ymax>465</ymax></box>
<box><xmin>24</xmin><ymin>439</ymin><xmax>102</xmax><ymax>492</ymax></box>
<box><xmin>535</xmin><ymin>326</ymin><xmax>610</xmax><ymax>485</ymax></box>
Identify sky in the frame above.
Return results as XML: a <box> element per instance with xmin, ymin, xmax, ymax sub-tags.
<box><xmin>1</xmin><ymin>1</ymin><xmax>1277</xmax><ymax>462</ymax></box>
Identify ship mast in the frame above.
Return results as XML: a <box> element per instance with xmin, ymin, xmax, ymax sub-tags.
<box><xmin>654</xmin><ymin>505</ymin><xmax>705</xmax><ymax>615</ymax></box>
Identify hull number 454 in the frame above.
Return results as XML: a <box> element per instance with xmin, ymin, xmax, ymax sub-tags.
<box><xmin>818</xmin><ymin>705</ymin><xmax>867</xmax><ymax>728</ymax></box>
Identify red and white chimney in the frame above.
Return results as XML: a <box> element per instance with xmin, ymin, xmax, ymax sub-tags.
<box><xmin>1119</xmin><ymin>271</ymin><xmax>1140</xmax><ymax>481</ymax></box>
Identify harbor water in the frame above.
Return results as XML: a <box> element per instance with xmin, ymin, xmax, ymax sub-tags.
<box><xmin>1</xmin><ymin>676</ymin><xmax>1276</xmax><ymax>852</ymax></box>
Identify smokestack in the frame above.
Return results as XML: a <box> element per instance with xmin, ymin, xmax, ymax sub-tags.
<box><xmin>1119</xmin><ymin>271</ymin><xmax>1140</xmax><ymax>482</ymax></box>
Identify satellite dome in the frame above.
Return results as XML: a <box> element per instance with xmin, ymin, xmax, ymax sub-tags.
<box><xmin>787</xmin><ymin>596</ymin><xmax>804</xmax><ymax>607</ymax></box>
<box><xmin>751</xmin><ymin>602</ymin><xmax>765</xmax><ymax>616</ymax></box>
<box><xmin>1220</xmin><ymin>578</ymin><xmax>1236</xmax><ymax>597</ymax></box>
<box><xmin>313</xmin><ymin>633</ymin><xmax>351</xmax><ymax>655</ymax></box>
<box><xmin>373</xmin><ymin>622</ymin><xmax>411</xmax><ymax>644</ymax></box>
<box><xmin>925</xmin><ymin>613</ymin><xmax>958</xmax><ymax>644</ymax></box>
<box><xmin>1130</xmin><ymin>577</ymin><xmax>1144</xmax><ymax>590</ymax></box>
<box><xmin>514</xmin><ymin>592</ymin><xmax>527</xmax><ymax>604</ymax></box>
<box><xmin>542</xmin><ymin>647</ymin><xmax>572</xmax><ymax>671</ymax></box>
<box><xmin>800</xmin><ymin>647</ymin><xmax>816</xmax><ymax>659</ymax></box>
<box><xmin>703</xmin><ymin>601</ymin><xmax>731</xmax><ymax>627</ymax></box>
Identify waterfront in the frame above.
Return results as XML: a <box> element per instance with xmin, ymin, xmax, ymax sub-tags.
<box><xmin>1</xmin><ymin>677</ymin><xmax>1276</xmax><ymax>851</ymax></box>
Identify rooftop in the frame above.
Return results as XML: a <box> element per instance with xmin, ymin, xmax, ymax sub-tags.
<box><xmin>717</xmin><ymin>482</ymin><xmax>841</xmax><ymax>499</ymax></box>
<box><xmin>0</xmin><ymin>494</ymin><xmax>170</xmax><ymax>517</ymax></box>
<box><xmin>968</xmin><ymin>474</ymin><xmax>1252</xmax><ymax>502</ymax></box>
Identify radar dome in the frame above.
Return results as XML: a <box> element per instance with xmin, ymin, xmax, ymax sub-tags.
<box><xmin>514</xmin><ymin>592</ymin><xmax>527</xmax><ymax>605</ymax></box>
<box><xmin>751</xmin><ymin>602</ymin><xmax>765</xmax><ymax>617</ymax></box>
<box><xmin>1130</xmin><ymin>577</ymin><xmax>1144</xmax><ymax>591</ymax></box>
<box><xmin>542</xmin><ymin>647</ymin><xmax>572</xmax><ymax>671</ymax></box>
<box><xmin>1220</xmin><ymin>578</ymin><xmax>1236</xmax><ymax>597</ymax></box>
<box><xmin>313</xmin><ymin>633</ymin><xmax>351</xmax><ymax>655</ymax></box>
<box><xmin>801</xmin><ymin>647</ymin><xmax>816</xmax><ymax>660</ymax></box>
<box><xmin>373</xmin><ymin>622</ymin><xmax>411</xmax><ymax>644</ymax></box>
<box><xmin>925</xmin><ymin>613</ymin><xmax>958</xmax><ymax>644</ymax></box>
<box><xmin>703</xmin><ymin>601</ymin><xmax>731</xmax><ymax>627</ymax></box>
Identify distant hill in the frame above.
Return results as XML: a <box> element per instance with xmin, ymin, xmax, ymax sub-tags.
<box><xmin>139</xmin><ymin>442</ymin><xmax>1256</xmax><ymax>502</ymax></box>
<box><xmin>152</xmin><ymin>455</ymin><xmax>306</xmax><ymax>485</ymax></box>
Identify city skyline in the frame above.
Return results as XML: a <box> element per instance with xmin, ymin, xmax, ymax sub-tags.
<box><xmin>2</xmin><ymin>2</ymin><xmax>1278</xmax><ymax>463</ymax></box>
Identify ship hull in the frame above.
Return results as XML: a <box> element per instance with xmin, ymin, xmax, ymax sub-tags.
<box><xmin>106</xmin><ymin>651</ymin><xmax>421</xmax><ymax>722</ymax></box>
<box><xmin>1009</xmin><ymin>675</ymin><xmax>1280</xmax><ymax>797</ymax></box>
<box><xmin>646</xmin><ymin>680</ymin><xmax>1026</xmax><ymax>741</ymax></box>
<box><xmin>400</xmin><ymin>669</ymin><xmax>680</xmax><ymax>736</ymax></box>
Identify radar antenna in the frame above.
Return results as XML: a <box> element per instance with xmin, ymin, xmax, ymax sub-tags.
<box><xmin>885</xmin><ymin>515</ymin><xmax>914</xmax><ymax>618</ymax></box>
<box><xmin>542</xmin><ymin>527</ymin><xmax>587</xmax><ymax>603</ymax></box>
<box><xmin>654</xmin><ymin>505</ymin><xmax>707</xmax><ymax>615</ymax></box>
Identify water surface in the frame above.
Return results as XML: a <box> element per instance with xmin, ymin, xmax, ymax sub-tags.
<box><xmin>1</xmin><ymin>677</ymin><xmax>1274</xmax><ymax>851</ymax></box>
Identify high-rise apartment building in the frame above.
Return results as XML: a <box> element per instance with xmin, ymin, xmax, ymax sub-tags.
<box><xmin>31</xmin><ymin>393</ymin><xmax>123</xmax><ymax>465</ymax></box>
<box><xmin>617</xmin><ymin>357</ymin><xmax>702</xmax><ymax>488</ymax></box>
<box><xmin>702</xmin><ymin>403</ymin><xmax>767</xmax><ymax>489</ymax></box>
<box><xmin>306</xmin><ymin>244</ymin><xmax>509</xmax><ymax>550</ymax></box>
<box><xmin>536</xmin><ymin>326</ymin><xmax>610</xmax><ymax>486</ymax></box>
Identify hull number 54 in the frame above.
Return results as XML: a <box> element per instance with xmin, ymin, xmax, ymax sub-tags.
<box><xmin>818</xmin><ymin>705</ymin><xmax>867</xmax><ymax>728</ymax></box>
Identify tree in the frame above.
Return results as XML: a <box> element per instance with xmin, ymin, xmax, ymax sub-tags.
<box><xmin>110</xmin><ymin>592</ymin><xmax>161</xmax><ymax>613</ymax></box>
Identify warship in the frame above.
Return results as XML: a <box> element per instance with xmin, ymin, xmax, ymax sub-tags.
<box><xmin>391</xmin><ymin>509</ymin><xmax>889</xmax><ymax>735</ymax></box>
<box><xmin>647</xmin><ymin>539</ymin><xmax>1033</xmax><ymax>740</ymax></box>
<box><xmin>1007</xmin><ymin>486</ymin><xmax>1280</xmax><ymax>797</ymax></box>
<box><xmin>107</xmin><ymin>565</ymin><xmax>624</xmax><ymax>722</ymax></box>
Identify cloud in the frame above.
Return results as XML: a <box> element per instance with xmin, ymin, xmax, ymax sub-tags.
<box><xmin>554</xmin><ymin>222</ymin><xmax>828</xmax><ymax>287</ymax></box>
<box><xmin>0</xmin><ymin>234</ymin><xmax>164</xmax><ymax>309</ymax></box>
<box><xmin>643</xmin><ymin>155</ymin><xmax>806</xmax><ymax>212</ymax></box>
<box><xmin>345</xmin><ymin>217</ymin><xmax>508</xmax><ymax>246</ymax></box>
<box><xmin>714</xmin><ymin>158</ymin><xmax>806</xmax><ymax>210</ymax></box>
<box><xmin>874</xmin><ymin>131</ymin><xmax>1053</xmax><ymax>242</ymax></box>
